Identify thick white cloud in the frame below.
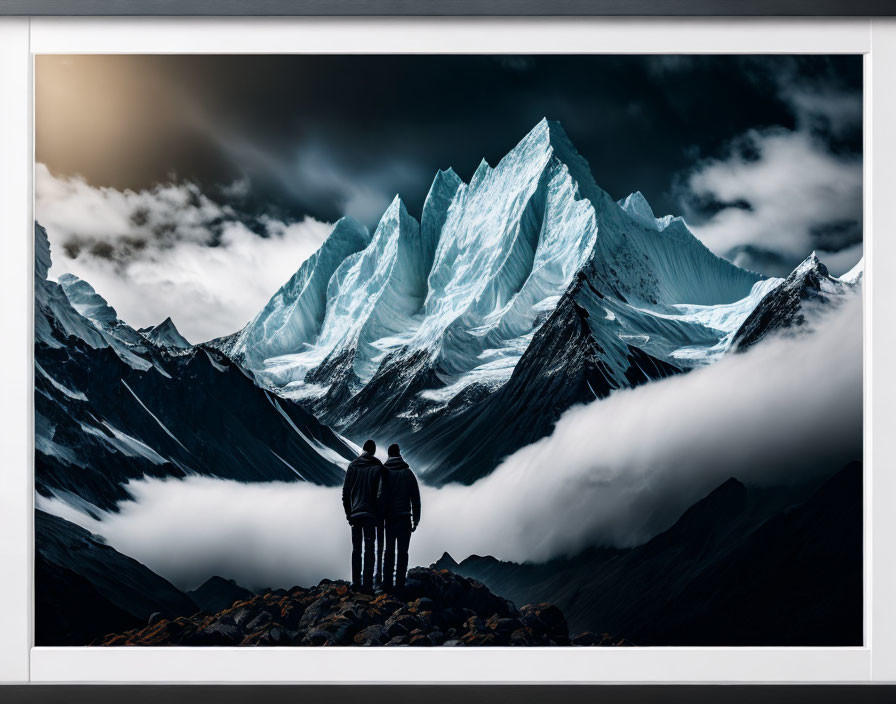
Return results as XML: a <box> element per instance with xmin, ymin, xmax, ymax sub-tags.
<box><xmin>679</xmin><ymin>68</ymin><xmax>863</xmax><ymax>277</ymax></box>
<box><xmin>39</xmin><ymin>292</ymin><xmax>862</xmax><ymax>591</ymax></box>
<box><xmin>683</xmin><ymin>128</ymin><xmax>862</xmax><ymax>276</ymax></box>
<box><xmin>36</xmin><ymin>164</ymin><xmax>332</xmax><ymax>342</ymax></box>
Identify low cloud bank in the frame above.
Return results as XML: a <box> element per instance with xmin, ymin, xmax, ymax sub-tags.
<box><xmin>39</xmin><ymin>293</ymin><xmax>862</xmax><ymax>591</ymax></box>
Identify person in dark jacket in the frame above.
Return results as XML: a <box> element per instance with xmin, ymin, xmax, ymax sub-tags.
<box><xmin>378</xmin><ymin>443</ymin><xmax>421</xmax><ymax>592</ymax></box>
<box><xmin>342</xmin><ymin>439</ymin><xmax>384</xmax><ymax>592</ymax></box>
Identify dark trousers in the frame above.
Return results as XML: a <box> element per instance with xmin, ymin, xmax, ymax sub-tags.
<box><xmin>375</xmin><ymin>521</ymin><xmax>384</xmax><ymax>586</ymax></box>
<box><xmin>383</xmin><ymin>515</ymin><xmax>413</xmax><ymax>589</ymax></box>
<box><xmin>350</xmin><ymin>516</ymin><xmax>378</xmax><ymax>590</ymax></box>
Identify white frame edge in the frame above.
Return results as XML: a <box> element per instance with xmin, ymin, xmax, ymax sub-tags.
<box><xmin>0</xmin><ymin>15</ymin><xmax>32</xmax><ymax>686</ymax></box>
<box><xmin>29</xmin><ymin>646</ymin><xmax>871</xmax><ymax>684</ymax></box>
<box><xmin>0</xmin><ymin>14</ymin><xmax>884</xmax><ymax>684</ymax></box>
<box><xmin>870</xmin><ymin>17</ymin><xmax>896</xmax><ymax>683</ymax></box>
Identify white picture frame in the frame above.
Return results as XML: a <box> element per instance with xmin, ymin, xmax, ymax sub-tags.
<box><xmin>0</xmin><ymin>14</ymin><xmax>889</xmax><ymax>685</ymax></box>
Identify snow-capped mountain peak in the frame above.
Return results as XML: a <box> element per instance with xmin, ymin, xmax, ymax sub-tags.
<box><xmin>618</xmin><ymin>190</ymin><xmax>657</xmax><ymax>225</ymax></box>
<box><xmin>617</xmin><ymin>191</ymin><xmax>679</xmax><ymax>232</ymax></box>
<box><xmin>730</xmin><ymin>251</ymin><xmax>858</xmax><ymax>352</ymax></box>
<box><xmin>840</xmin><ymin>256</ymin><xmax>864</xmax><ymax>284</ymax></box>
<box><xmin>140</xmin><ymin>317</ymin><xmax>192</xmax><ymax>350</ymax></box>
<box><xmin>797</xmin><ymin>250</ymin><xmax>823</xmax><ymax>272</ymax></box>
<box><xmin>36</xmin><ymin>241</ymin><xmax>159</xmax><ymax>371</ymax></box>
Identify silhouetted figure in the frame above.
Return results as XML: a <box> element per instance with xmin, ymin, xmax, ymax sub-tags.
<box><xmin>342</xmin><ymin>439</ymin><xmax>384</xmax><ymax>592</ymax></box>
<box><xmin>379</xmin><ymin>443</ymin><xmax>421</xmax><ymax>592</ymax></box>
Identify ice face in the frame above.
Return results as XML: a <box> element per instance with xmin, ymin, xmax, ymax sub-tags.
<box><xmin>250</xmin><ymin>198</ymin><xmax>429</xmax><ymax>392</ymax></box>
<box><xmin>35</xmin><ymin>224</ymin><xmax>111</xmax><ymax>352</ymax></box>
<box><xmin>404</xmin><ymin>120</ymin><xmax>603</xmax><ymax>391</ymax></box>
<box><xmin>58</xmin><ymin>273</ymin><xmax>119</xmax><ymax>326</ymax></box>
<box><xmin>321</xmin><ymin>195</ymin><xmax>427</xmax><ymax>384</ymax></box>
<box><xmin>228</xmin><ymin>216</ymin><xmax>370</xmax><ymax>369</ymax></box>
<box><xmin>420</xmin><ymin>168</ymin><xmax>463</xmax><ymax>271</ymax></box>
<box><xmin>406</xmin><ymin>119</ymin><xmax>763</xmax><ymax>393</ymax></box>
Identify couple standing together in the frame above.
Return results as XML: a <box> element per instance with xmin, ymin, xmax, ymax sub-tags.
<box><xmin>342</xmin><ymin>440</ymin><xmax>422</xmax><ymax>594</ymax></box>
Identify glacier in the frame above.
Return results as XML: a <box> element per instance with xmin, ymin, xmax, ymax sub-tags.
<box><xmin>218</xmin><ymin>215</ymin><xmax>370</xmax><ymax>371</ymax></box>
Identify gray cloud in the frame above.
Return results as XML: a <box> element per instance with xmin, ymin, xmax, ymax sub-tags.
<box><xmin>39</xmin><ymin>291</ymin><xmax>862</xmax><ymax>589</ymax></box>
<box><xmin>681</xmin><ymin>127</ymin><xmax>863</xmax><ymax>276</ymax></box>
<box><xmin>204</xmin><ymin>118</ymin><xmax>429</xmax><ymax>229</ymax></box>
<box><xmin>289</xmin><ymin>141</ymin><xmax>426</xmax><ymax>226</ymax></box>
<box><xmin>678</xmin><ymin>58</ymin><xmax>863</xmax><ymax>276</ymax></box>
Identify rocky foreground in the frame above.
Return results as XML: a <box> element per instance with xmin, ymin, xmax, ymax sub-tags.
<box><xmin>97</xmin><ymin>567</ymin><xmax>631</xmax><ymax>647</ymax></box>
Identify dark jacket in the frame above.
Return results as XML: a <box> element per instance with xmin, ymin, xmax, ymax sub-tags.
<box><xmin>378</xmin><ymin>455</ymin><xmax>421</xmax><ymax>525</ymax></box>
<box><xmin>342</xmin><ymin>452</ymin><xmax>384</xmax><ymax>520</ymax></box>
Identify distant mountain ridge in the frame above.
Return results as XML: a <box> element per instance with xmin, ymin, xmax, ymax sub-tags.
<box><xmin>35</xmin><ymin>224</ymin><xmax>357</xmax><ymax>511</ymax></box>
<box><xmin>35</xmin><ymin>509</ymin><xmax>198</xmax><ymax>645</ymax></box>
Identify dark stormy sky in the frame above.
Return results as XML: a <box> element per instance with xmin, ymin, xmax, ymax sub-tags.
<box><xmin>35</xmin><ymin>54</ymin><xmax>863</xmax><ymax>341</ymax></box>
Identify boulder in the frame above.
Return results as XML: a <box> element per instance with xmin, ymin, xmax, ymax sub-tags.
<box><xmin>520</xmin><ymin>603</ymin><xmax>570</xmax><ymax>645</ymax></box>
<box><xmin>572</xmin><ymin>631</ymin><xmax>597</xmax><ymax>646</ymax></box>
<box><xmin>188</xmin><ymin>620</ymin><xmax>241</xmax><ymax>646</ymax></box>
<box><xmin>301</xmin><ymin>629</ymin><xmax>331</xmax><ymax>646</ymax></box>
<box><xmin>244</xmin><ymin>611</ymin><xmax>273</xmax><ymax>633</ymax></box>
<box><xmin>510</xmin><ymin>628</ymin><xmax>534</xmax><ymax>647</ymax></box>
<box><xmin>354</xmin><ymin>625</ymin><xmax>386</xmax><ymax>646</ymax></box>
<box><xmin>297</xmin><ymin>595</ymin><xmax>337</xmax><ymax>630</ymax></box>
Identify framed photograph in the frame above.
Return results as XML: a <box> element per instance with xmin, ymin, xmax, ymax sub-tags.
<box><xmin>1</xmin><ymin>3</ymin><xmax>895</xmax><ymax>693</ymax></box>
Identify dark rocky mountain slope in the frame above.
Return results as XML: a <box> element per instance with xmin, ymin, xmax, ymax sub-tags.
<box><xmin>187</xmin><ymin>576</ymin><xmax>256</xmax><ymax>615</ymax></box>
<box><xmin>731</xmin><ymin>253</ymin><xmax>858</xmax><ymax>352</ymax></box>
<box><xmin>443</xmin><ymin>461</ymin><xmax>862</xmax><ymax>646</ymax></box>
<box><xmin>35</xmin><ymin>510</ymin><xmax>198</xmax><ymax>646</ymax></box>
